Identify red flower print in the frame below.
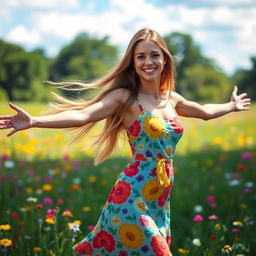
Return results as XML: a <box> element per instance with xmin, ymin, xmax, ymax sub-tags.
<box><xmin>108</xmin><ymin>181</ymin><xmax>131</xmax><ymax>204</ymax></box>
<box><xmin>124</xmin><ymin>161</ymin><xmax>140</xmax><ymax>177</ymax></box>
<box><xmin>158</xmin><ymin>185</ymin><xmax>171</xmax><ymax>207</ymax></box>
<box><xmin>135</xmin><ymin>153</ymin><xmax>147</xmax><ymax>161</ymax></box>
<box><xmin>157</xmin><ymin>153</ymin><xmax>164</xmax><ymax>159</ymax></box>
<box><xmin>75</xmin><ymin>241</ymin><xmax>93</xmax><ymax>255</ymax></box>
<box><xmin>128</xmin><ymin>141</ymin><xmax>136</xmax><ymax>155</ymax></box>
<box><xmin>151</xmin><ymin>234</ymin><xmax>170</xmax><ymax>256</ymax></box>
<box><xmin>118</xmin><ymin>250</ymin><xmax>129</xmax><ymax>256</ymax></box>
<box><xmin>169</xmin><ymin>118</ymin><xmax>183</xmax><ymax>133</ymax></box>
<box><xmin>128</xmin><ymin>120</ymin><xmax>141</xmax><ymax>136</ymax></box>
<box><xmin>166</xmin><ymin>235</ymin><xmax>171</xmax><ymax>248</ymax></box>
<box><xmin>93</xmin><ymin>230</ymin><xmax>115</xmax><ymax>253</ymax></box>
<box><xmin>139</xmin><ymin>215</ymin><xmax>150</xmax><ymax>227</ymax></box>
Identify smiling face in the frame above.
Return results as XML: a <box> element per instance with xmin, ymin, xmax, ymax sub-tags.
<box><xmin>133</xmin><ymin>40</ymin><xmax>166</xmax><ymax>85</ymax></box>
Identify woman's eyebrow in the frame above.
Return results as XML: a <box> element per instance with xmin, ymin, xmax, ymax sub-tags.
<box><xmin>135</xmin><ymin>50</ymin><xmax>160</xmax><ymax>56</ymax></box>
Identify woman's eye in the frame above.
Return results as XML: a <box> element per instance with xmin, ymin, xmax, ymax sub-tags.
<box><xmin>137</xmin><ymin>55</ymin><xmax>144</xmax><ymax>59</ymax></box>
<box><xmin>152</xmin><ymin>54</ymin><xmax>160</xmax><ymax>58</ymax></box>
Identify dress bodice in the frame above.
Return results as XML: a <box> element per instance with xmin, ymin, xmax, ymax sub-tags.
<box><xmin>126</xmin><ymin>100</ymin><xmax>184</xmax><ymax>161</ymax></box>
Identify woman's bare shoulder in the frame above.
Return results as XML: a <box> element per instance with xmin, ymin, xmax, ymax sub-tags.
<box><xmin>170</xmin><ymin>91</ymin><xmax>185</xmax><ymax>106</ymax></box>
<box><xmin>111</xmin><ymin>88</ymin><xmax>131</xmax><ymax>104</ymax></box>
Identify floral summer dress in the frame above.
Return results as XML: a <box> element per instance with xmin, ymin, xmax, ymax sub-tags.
<box><xmin>73</xmin><ymin>100</ymin><xmax>184</xmax><ymax>256</ymax></box>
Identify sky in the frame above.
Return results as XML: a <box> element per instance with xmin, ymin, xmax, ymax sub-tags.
<box><xmin>0</xmin><ymin>0</ymin><xmax>256</xmax><ymax>75</ymax></box>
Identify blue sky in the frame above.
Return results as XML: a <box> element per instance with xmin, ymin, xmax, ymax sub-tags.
<box><xmin>1</xmin><ymin>0</ymin><xmax>255</xmax><ymax>75</ymax></box>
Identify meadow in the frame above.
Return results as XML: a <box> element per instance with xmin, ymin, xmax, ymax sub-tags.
<box><xmin>0</xmin><ymin>102</ymin><xmax>255</xmax><ymax>256</ymax></box>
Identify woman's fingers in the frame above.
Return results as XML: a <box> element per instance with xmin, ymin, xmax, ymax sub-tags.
<box><xmin>7</xmin><ymin>129</ymin><xmax>17</xmax><ymax>137</ymax></box>
<box><xmin>0</xmin><ymin>115</ymin><xmax>12</xmax><ymax>120</ymax></box>
<box><xmin>9</xmin><ymin>103</ymin><xmax>22</xmax><ymax>113</ymax></box>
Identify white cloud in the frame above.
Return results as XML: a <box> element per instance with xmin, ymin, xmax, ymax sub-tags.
<box><xmin>1</xmin><ymin>0</ymin><xmax>255</xmax><ymax>74</ymax></box>
<box><xmin>6</xmin><ymin>25</ymin><xmax>41</xmax><ymax>45</ymax></box>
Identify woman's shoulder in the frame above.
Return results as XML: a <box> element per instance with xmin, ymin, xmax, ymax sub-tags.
<box><xmin>170</xmin><ymin>91</ymin><xmax>185</xmax><ymax>106</ymax></box>
<box><xmin>110</xmin><ymin>88</ymin><xmax>131</xmax><ymax>104</ymax></box>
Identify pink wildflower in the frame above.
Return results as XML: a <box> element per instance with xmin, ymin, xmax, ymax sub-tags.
<box><xmin>208</xmin><ymin>215</ymin><xmax>218</xmax><ymax>220</ymax></box>
<box><xmin>193</xmin><ymin>214</ymin><xmax>203</xmax><ymax>222</ymax></box>
<box><xmin>206</xmin><ymin>195</ymin><xmax>215</xmax><ymax>203</ymax></box>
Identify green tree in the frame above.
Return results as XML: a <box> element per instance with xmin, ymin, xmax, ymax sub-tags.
<box><xmin>51</xmin><ymin>33</ymin><xmax>118</xmax><ymax>82</ymax></box>
<box><xmin>0</xmin><ymin>40</ymin><xmax>49</xmax><ymax>101</ymax></box>
<box><xmin>164</xmin><ymin>32</ymin><xmax>230</xmax><ymax>101</ymax></box>
<box><xmin>180</xmin><ymin>65</ymin><xmax>231</xmax><ymax>102</ymax></box>
<box><xmin>232</xmin><ymin>57</ymin><xmax>256</xmax><ymax>99</ymax></box>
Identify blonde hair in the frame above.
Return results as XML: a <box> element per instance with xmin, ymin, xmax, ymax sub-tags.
<box><xmin>49</xmin><ymin>28</ymin><xmax>176</xmax><ymax>164</ymax></box>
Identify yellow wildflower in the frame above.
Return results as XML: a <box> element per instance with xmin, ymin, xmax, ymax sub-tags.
<box><xmin>89</xmin><ymin>176</ymin><xmax>97</xmax><ymax>183</ymax></box>
<box><xmin>178</xmin><ymin>248</ymin><xmax>189</xmax><ymax>254</ymax></box>
<box><xmin>0</xmin><ymin>224</ymin><xmax>11</xmax><ymax>230</ymax></box>
<box><xmin>34</xmin><ymin>247</ymin><xmax>42</xmax><ymax>252</ymax></box>
<box><xmin>83</xmin><ymin>206</ymin><xmax>91</xmax><ymax>212</ymax></box>
<box><xmin>45</xmin><ymin>218</ymin><xmax>55</xmax><ymax>224</ymax></box>
<box><xmin>42</xmin><ymin>184</ymin><xmax>53</xmax><ymax>191</ymax></box>
<box><xmin>0</xmin><ymin>238</ymin><xmax>12</xmax><ymax>247</ymax></box>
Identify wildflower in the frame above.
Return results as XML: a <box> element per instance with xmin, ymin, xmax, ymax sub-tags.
<box><xmin>68</xmin><ymin>222</ymin><xmax>80</xmax><ymax>232</ymax></box>
<box><xmin>62</xmin><ymin>209</ymin><xmax>73</xmax><ymax>217</ymax></box>
<box><xmin>221</xmin><ymin>244</ymin><xmax>232</xmax><ymax>253</ymax></box>
<box><xmin>208</xmin><ymin>215</ymin><xmax>218</xmax><ymax>220</ymax></box>
<box><xmin>42</xmin><ymin>184</ymin><xmax>53</xmax><ymax>191</ymax></box>
<box><xmin>241</xmin><ymin>152</ymin><xmax>251</xmax><ymax>160</ymax></box>
<box><xmin>83</xmin><ymin>206</ymin><xmax>91</xmax><ymax>212</ymax></box>
<box><xmin>89</xmin><ymin>176</ymin><xmax>97</xmax><ymax>183</ymax></box>
<box><xmin>194</xmin><ymin>205</ymin><xmax>203</xmax><ymax>213</ymax></box>
<box><xmin>0</xmin><ymin>225</ymin><xmax>11</xmax><ymax>230</ymax></box>
<box><xmin>192</xmin><ymin>238</ymin><xmax>201</xmax><ymax>247</ymax></box>
<box><xmin>57</xmin><ymin>197</ymin><xmax>64</xmax><ymax>205</ymax></box>
<box><xmin>26</xmin><ymin>187</ymin><xmax>33</xmax><ymax>194</ymax></box>
<box><xmin>45</xmin><ymin>218</ymin><xmax>55</xmax><ymax>224</ymax></box>
<box><xmin>0</xmin><ymin>238</ymin><xmax>12</xmax><ymax>247</ymax></box>
<box><xmin>88</xmin><ymin>225</ymin><xmax>95</xmax><ymax>231</ymax></box>
<box><xmin>206</xmin><ymin>195</ymin><xmax>215</xmax><ymax>203</ymax></box>
<box><xmin>229</xmin><ymin>179</ymin><xmax>240</xmax><ymax>186</ymax></box>
<box><xmin>245</xmin><ymin>181</ymin><xmax>253</xmax><ymax>187</ymax></box>
<box><xmin>4</xmin><ymin>160</ymin><xmax>15</xmax><ymax>168</ymax></box>
<box><xmin>178</xmin><ymin>248</ymin><xmax>189</xmax><ymax>254</ymax></box>
<box><xmin>35</xmin><ymin>204</ymin><xmax>44</xmax><ymax>209</ymax></box>
<box><xmin>43</xmin><ymin>197</ymin><xmax>53</xmax><ymax>205</ymax></box>
<box><xmin>27</xmin><ymin>197</ymin><xmax>37</xmax><ymax>203</ymax></box>
<box><xmin>231</xmin><ymin>228</ymin><xmax>240</xmax><ymax>233</ymax></box>
<box><xmin>210</xmin><ymin>236</ymin><xmax>217</xmax><ymax>240</ymax></box>
<box><xmin>11</xmin><ymin>212</ymin><xmax>19</xmax><ymax>218</ymax></box>
<box><xmin>214</xmin><ymin>223</ymin><xmax>221</xmax><ymax>230</ymax></box>
<box><xmin>46</xmin><ymin>214</ymin><xmax>55</xmax><ymax>219</ymax></box>
<box><xmin>34</xmin><ymin>247</ymin><xmax>42</xmax><ymax>252</ymax></box>
<box><xmin>47</xmin><ymin>209</ymin><xmax>57</xmax><ymax>214</ymax></box>
<box><xmin>236</xmin><ymin>163</ymin><xmax>247</xmax><ymax>171</ymax></box>
<box><xmin>71</xmin><ymin>184</ymin><xmax>81</xmax><ymax>190</ymax></box>
<box><xmin>243</xmin><ymin>188</ymin><xmax>251</xmax><ymax>193</ymax></box>
<box><xmin>193</xmin><ymin>214</ymin><xmax>203</xmax><ymax>222</ymax></box>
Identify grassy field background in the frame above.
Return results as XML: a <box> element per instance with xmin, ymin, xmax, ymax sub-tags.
<box><xmin>0</xmin><ymin>102</ymin><xmax>255</xmax><ymax>255</ymax></box>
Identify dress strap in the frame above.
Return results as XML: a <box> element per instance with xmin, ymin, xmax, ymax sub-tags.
<box><xmin>136</xmin><ymin>99</ymin><xmax>143</xmax><ymax>112</ymax></box>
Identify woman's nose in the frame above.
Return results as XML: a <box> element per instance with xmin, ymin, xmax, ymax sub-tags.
<box><xmin>145</xmin><ymin>56</ymin><xmax>153</xmax><ymax>65</ymax></box>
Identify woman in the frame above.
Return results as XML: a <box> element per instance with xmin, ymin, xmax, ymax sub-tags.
<box><xmin>0</xmin><ymin>29</ymin><xmax>251</xmax><ymax>255</ymax></box>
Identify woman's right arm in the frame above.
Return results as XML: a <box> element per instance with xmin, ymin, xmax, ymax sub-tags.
<box><xmin>0</xmin><ymin>89</ymin><xmax>128</xmax><ymax>137</ymax></box>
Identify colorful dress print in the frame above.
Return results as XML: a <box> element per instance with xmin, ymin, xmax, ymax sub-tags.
<box><xmin>73</xmin><ymin>100</ymin><xmax>184</xmax><ymax>256</ymax></box>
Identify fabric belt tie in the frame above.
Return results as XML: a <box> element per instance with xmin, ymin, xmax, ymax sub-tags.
<box><xmin>133</xmin><ymin>155</ymin><xmax>173</xmax><ymax>188</ymax></box>
<box><xmin>156</xmin><ymin>158</ymin><xmax>171</xmax><ymax>188</ymax></box>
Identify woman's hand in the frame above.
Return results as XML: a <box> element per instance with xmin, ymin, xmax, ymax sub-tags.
<box><xmin>231</xmin><ymin>85</ymin><xmax>251</xmax><ymax>111</ymax></box>
<box><xmin>0</xmin><ymin>103</ymin><xmax>33</xmax><ymax>137</ymax></box>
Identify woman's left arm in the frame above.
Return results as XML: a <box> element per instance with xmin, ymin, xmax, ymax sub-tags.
<box><xmin>173</xmin><ymin>86</ymin><xmax>251</xmax><ymax>120</ymax></box>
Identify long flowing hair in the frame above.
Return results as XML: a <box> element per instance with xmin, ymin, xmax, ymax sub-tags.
<box><xmin>48</xmin><ymin>28</ymin><xmax>176</xmax><ymax>164</ymax></box>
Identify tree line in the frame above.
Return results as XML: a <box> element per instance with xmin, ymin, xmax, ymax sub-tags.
<box><xmin>0</xmin><ymin>32</ymin><xmax>255</xmax><ymax>102</ymax></box>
